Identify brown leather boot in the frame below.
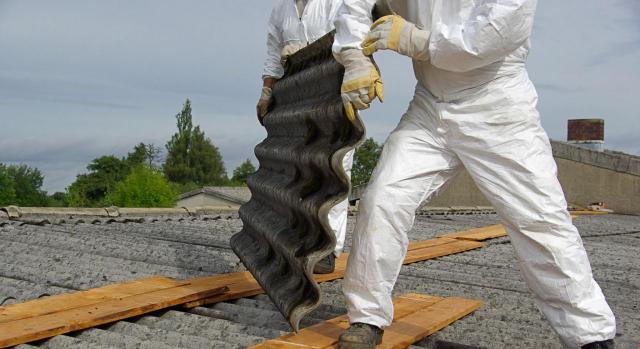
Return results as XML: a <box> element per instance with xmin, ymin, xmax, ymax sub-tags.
<box><xmin>338</xmin><ymin>322</ymin><xmax>384</xmax><ymax>349</ymax></box>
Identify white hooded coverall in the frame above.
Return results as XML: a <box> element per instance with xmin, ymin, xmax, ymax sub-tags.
<box><xmin>333</xmin><ymin>1</ymin><xmax>616</xmax><ymax>347</ymax></box>
<box><xmin>263</xmin><ymin>0</ymin><xmax>353</xmax><ymax>256</ymax></box>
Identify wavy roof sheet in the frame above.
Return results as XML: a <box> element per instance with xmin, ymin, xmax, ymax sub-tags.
<box><xmin>230</xmin><ymin>32</ymin><xmax>365</xmax><ymax>331</ymax></box>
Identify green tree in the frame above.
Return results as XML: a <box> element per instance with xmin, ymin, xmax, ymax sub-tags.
<box><xmin>105</xmin><ymin>166</ymin><xmax>177</xmax><ymax>207</ymax></box>
<box><xmin>1</xmin><ymin>164</ymin><xmax>49</xmax><ymax>206</ymax></box>
<box><xmin>126</xmin><ymin>143</ymin><xmax>162</xmax><ymax>168</ymax></box>
<box><xmin>126</xmin><ymin>143</ymin><xmax>148</xmax><ymax>168</ymax></box>
<box><xmin>231</xmin><ymin>159</ymin><xmax>256</xmax><ymax>186</ymax></box>
<box><xmin>66</xmin><ymin>155</ymin><xmax>130</xmax><ymax>207</ymax></box>
<box><xmin>164</xmin><ymin>99</ymin><xmax>227</xmax><ymax>185</ymax></box>
<box><xmin>48</xmin><ymin>192</ymin><xmax>68</xmax><ymax>207</ymax></box>
<box><xmin>352</xmin><ymin>138</ymin><xmax>383</xmax><ymax>186</ymax></box>
<box><xmin>0</xmin><ymin>164</ymin><xmax>17</xmax><ymax>206</ymax></box>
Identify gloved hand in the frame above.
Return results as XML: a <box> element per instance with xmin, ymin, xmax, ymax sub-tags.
<box><xmin>335</xmin><ymin>48</ymin><xmax>384</xmax><ymax>121</ymax></box>
<box><xmin>280</xmin><ymin>42</ymin><xmax>307</xmax><ymax>66</ymax></box>
<box><xmin>256</xmin><ymin>86</ymin><xmax>273</xmax><ymax>125</ymax></box>
<box><xmin>362</xmin><ymin>15</ymin><xmax>430</xmax><ymax>61</ymax></box>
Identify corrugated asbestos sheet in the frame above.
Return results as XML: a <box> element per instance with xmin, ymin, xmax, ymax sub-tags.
<box><xmin>230</xmin><ymin>32</ymin><xmax>365</xmax><ymax>331</ymax></box>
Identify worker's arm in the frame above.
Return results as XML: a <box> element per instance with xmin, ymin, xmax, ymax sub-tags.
<box><xmin>332</xmin><ymin>0</ymin><xmax>376</xmax><ymax>55</ymax></box>
<box><xmin>429</xmin><ymin>0</ymin><xmax>538</xmax><ymax>72</ymax></box>
<box><xmin>331</xmin><ymin>0</ymin><xmax>382</xmax><ymax>120</ymax></box>
<box><xmin>263</xmin><ymin>5</ymin><xmax>285</xmax><ymax>80</ymax></box>
<box><xmin>258</xmin><ymin>5</ymin><xmax>285</xmax><ymax>122</ymax></box>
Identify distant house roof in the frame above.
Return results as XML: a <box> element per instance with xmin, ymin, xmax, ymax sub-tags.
<box><xmin>178</xmin><ymin>186</ymin><xmax>251</xmax><ymax>206</ymax></box>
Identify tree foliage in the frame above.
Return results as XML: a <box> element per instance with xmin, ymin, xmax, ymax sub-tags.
<box><xmin>0</xmin><ymin>164</ymin><xmax>17</xmax><ymax>206</ymax></box>
<box><xmin>127</xmin><ymin>143</ymin><xmax>162</xmax><ymax>168</ymax></box>
<box><xmin>164</xmin><ymin>99</ymin><xmax>227</xmax><ymax>186</ymax></box>
<box><xmin>0</xmin><ymin>163</ymin><xmax>48</xmax><ymax>206</ymax></box>
<box><xmin>231</xmin><ymin>159</ymin><xmax>256</xmax><ymax>186</ymax></box>
<box><xmin>66</xmin><ymin>155</ymin><xmax>130</xmax><ymax>207</ymax></box>
<box><xmin>352</xmin><ymin>138</ymin><xmax>383</xmax><ymax>187</ymax></box>
<box><xmin>104</xmin><ymin>166</ymin><xmax>177</xmax><ymax>208</ymax></box>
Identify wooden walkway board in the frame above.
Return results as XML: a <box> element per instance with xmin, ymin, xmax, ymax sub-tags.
<box><xmin>438</xmin><ymin>224</ymin><xmax>507</xmax><ymax>241</ymax></box>
<box><xmin>0</xmin><ymin>277</ymin><xmax>185</xmax><ymax>324</ymax></box>
<box><xmin>0</xmin><ymin>224</ymin><xmax>502</xmax><ymax>347</ymax></box>
<box><xmin>185</xmin><ymin>238</ymin><xmax>484</xmax><ymax>308</ymax></box>
<box><xmin>0</xmin><ymin>281</ymin><xmax>227</xmax><ymax>348</ymax></box>
<box><xmin>250</xmin><ymin>293</ymin><xmax>481</xmax><ymax>349</ymax></box>
<box><xmin>404</xmin><ymin>240</ymin><xmax>484</xmax><ymax>264</ymax></box>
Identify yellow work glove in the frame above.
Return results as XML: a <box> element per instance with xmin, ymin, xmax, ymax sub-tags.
<box><xmin>256</xmin><ymin>86</ymin><xmax>272</xmax><ymax>125</ymax></box>
<box><xmin>362</xmin><ymin>15</ymin><xmax>430</xmax><ymax>61</ymax></box>
<box><xmin>335</xmin><ymin>48</ymin><xmax>384</xmax><ymax>122</ymax></box>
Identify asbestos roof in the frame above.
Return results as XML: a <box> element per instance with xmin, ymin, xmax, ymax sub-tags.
<box><xmin>1</xmin><ymin>212</ymin><xmax>638</xmax><ymax>349</ymax></box>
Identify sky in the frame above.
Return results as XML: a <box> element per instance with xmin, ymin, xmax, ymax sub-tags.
<box><xmin>0</xmin><ymin>0</ymin><xmax>639</xmax><ymax>193</ymax></box>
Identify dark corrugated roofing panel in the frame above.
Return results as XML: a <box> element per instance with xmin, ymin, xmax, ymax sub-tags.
<box><xmin>230</xmin><ymin>32</ymin><xmax>365</xmax><ymax>331</ymax></box>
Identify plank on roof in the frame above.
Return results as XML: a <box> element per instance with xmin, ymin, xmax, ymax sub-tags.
<box><xmin>0</xmin><ymin>276</ymin><xmax>185</xmax><ymax>324</ymax></box>
<box><xmin>185</xmin><ymin>234</ymin><xmax>487</xmax><ymax>308</ymax></box>
<box><xmin>0</xmin><ymin>282</ymin><xmax>227</xmax><ymax>348</ymax></box>
<box><xmin>438</xmin><ymin>224</ymin><xmax>507</xmax><ymax>241</ymax></box>
<box><xmin>250</xmin><ymin>293</ymin><xmax>481</xmax><ymax>349</ymax></box>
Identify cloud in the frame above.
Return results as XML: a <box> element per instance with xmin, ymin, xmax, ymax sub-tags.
<box><xmin>1</xmin><ymin>0</ymin><xmax>639</xmax><ymax>193</ymax></box>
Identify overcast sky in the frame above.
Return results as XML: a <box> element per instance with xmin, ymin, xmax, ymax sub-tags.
<box><xmin>1</xmin><ymin>0</ymin><xmax>639</xmax><ymax>193</ymax></box>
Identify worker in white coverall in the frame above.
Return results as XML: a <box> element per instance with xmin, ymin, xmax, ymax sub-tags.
<box><xmin>332</xmin><ymin>1</ymin><xmax>617</xmax><ymax>348</ymax></box>
<box><xmin>257</xmin><ymin>0</ymin><xmax>354</xmax><ymax>274</ymax></box>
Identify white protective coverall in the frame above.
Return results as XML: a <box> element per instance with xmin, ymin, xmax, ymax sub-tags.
<box><xmin>263</xmin><ymin>0</ymin><xmax>353</xmax><ymax>256</ymax></box>
<box><xmin>333</xmin><ymin>1</ymin><xmax>616</xmax><ymax>347</ymax></box>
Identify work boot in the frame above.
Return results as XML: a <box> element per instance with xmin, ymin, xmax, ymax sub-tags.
<box><xmin>582</xmin><ymin>339</ymin><xmax>615</xmax><ymax>349</ymax></box>
<box><xmin>338</xmin><ymin>322</ymin><xmax>384</xmax><ymax>349</ymax></box>
<box><xmin>313</xmin><ymin>253</ymin><xmax>336</xmax><ymax>274</ymax></box>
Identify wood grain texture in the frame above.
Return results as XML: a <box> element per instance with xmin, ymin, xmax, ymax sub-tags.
<box><xmin>0</xmin><ymin>283</ymin><xmax>227</xmax><ymax>348</ymax></box>
<box><xmin>250</xmin><ymin>293</ymin><xmax>481</xmax><ymax>349</ymax></box>
<box><xmin>438</xmin><ymin>224</ymin><xmax>507</xmax><ymax>241</ymax></box>
<box><xmin>0</xmin><ymin>277</ymin><xmax>184</xmax><ymax>324</ymax></box>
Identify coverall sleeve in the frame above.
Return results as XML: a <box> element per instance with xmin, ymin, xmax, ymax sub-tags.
<box><xmin>332</xmin><ymin>0</ymin><xmax>376</xmax><ymax>54</ymax></box>
<box><xmin>262</xmin><ymin>6</ymin><xmax>285</xmax><ymax>79</ymax></box>
<box><xmin>429</xmin><ymin>0</ymin><xmax>537</xmax><ymax>73</ymax></box>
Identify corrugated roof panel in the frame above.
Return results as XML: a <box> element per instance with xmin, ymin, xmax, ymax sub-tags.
<box><xmin>230</xmin><ymin>32</ymin><xmax>365</xmax><ymax>331</ymax></box>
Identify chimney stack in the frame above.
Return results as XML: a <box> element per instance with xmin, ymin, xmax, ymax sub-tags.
<box><xmin>567</xmin><ymin>119</ymin><xmax>604</xmax><ymax>151</ymax></box>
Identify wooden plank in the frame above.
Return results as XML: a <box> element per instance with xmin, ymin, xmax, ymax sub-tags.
<box><xmin>378</xmin><ymin>297</ymin><xmax>481</xmax><ymax>349</ymax></box>
<box><xmin>182</xmin><ymin>272</ymin><xmax>263</xmax><ymax>308</ymax></box>
<box><xmin>0</xmin><ymin>284</ymin><xmax>227</xmax><ymax>348</ymax></box>
<box><xmin>438</xmin><ymin>224</ymin><xmax>507</xmax><ymax>241</ymax></box>
<box><xmin>260</xmin><ymin>294</ymin><xmax>444</xmax><ymax>349</ymax></box>
<box><xmin>404</xmin><ymin>240</ymin><xmax>484</xmax><ymax>264</ymax></box>
<box><xmin>186</xmin><ymin>236</ymin><xmax>486</xmax><ymax>308</ymax></box>
<box><xmin>0</xmin><ymin>277</ymin><xmax>185</xmax><ymax>324</ymax></box>
<box><xmin>250</xmin><ymin>294</ymin><xmax>480</xmax><ymax>349</ymax></box>
<box><xmin>407</xmin><ymin>237</ymin><xmax>460</xmax><ymax>250</ymax></box>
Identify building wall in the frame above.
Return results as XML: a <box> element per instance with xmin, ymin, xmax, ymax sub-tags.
<box><xmin>354</xmin><ymin>141</ymin><xmax>640</xmax><ymax>215</ymax></box>
<box><xmin>555</xmin><ymin>158</ymin><xmax>640</xmax><ymax>215</ymax></box>
<box><xmin>177</xmin><ymin>194</ymin><xmax>241</xmax><ymax>209</ymax></box>
<box><xmin>425</xmin><ymin>171</ymin><xmax>491</xmax><ymax>208</ymax></box>
<box><xmin>424</xmin><ymin>159</ymin><xmax>640</xmax><ymax>215</ymax></box>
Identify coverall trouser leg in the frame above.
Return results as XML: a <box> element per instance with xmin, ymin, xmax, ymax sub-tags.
<box><xmin>343</xmin><ymin>85</ymin><xmax>615</xmax><ymax>348</ymax></box>
<box><xmin>330</xmin><ymin>149</ymin><xmax>355</xmax><ymax>256</ymax></box>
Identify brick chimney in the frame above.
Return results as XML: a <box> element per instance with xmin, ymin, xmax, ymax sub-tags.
<box><xmin>567</xmin><ymin>119</ymin><xmax>604</xmax><ymax>151</ymax></box>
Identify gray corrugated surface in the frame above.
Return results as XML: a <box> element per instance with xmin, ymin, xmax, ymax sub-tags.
<box><xmin>231</xmin><ymin>31</ymin><xmax>365</xmax><ymax>331</ymax></box>
<box><xmin>1</xmin><ymin>213</ymin><xmax>639</xmax><ymax>348</ymax></box>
